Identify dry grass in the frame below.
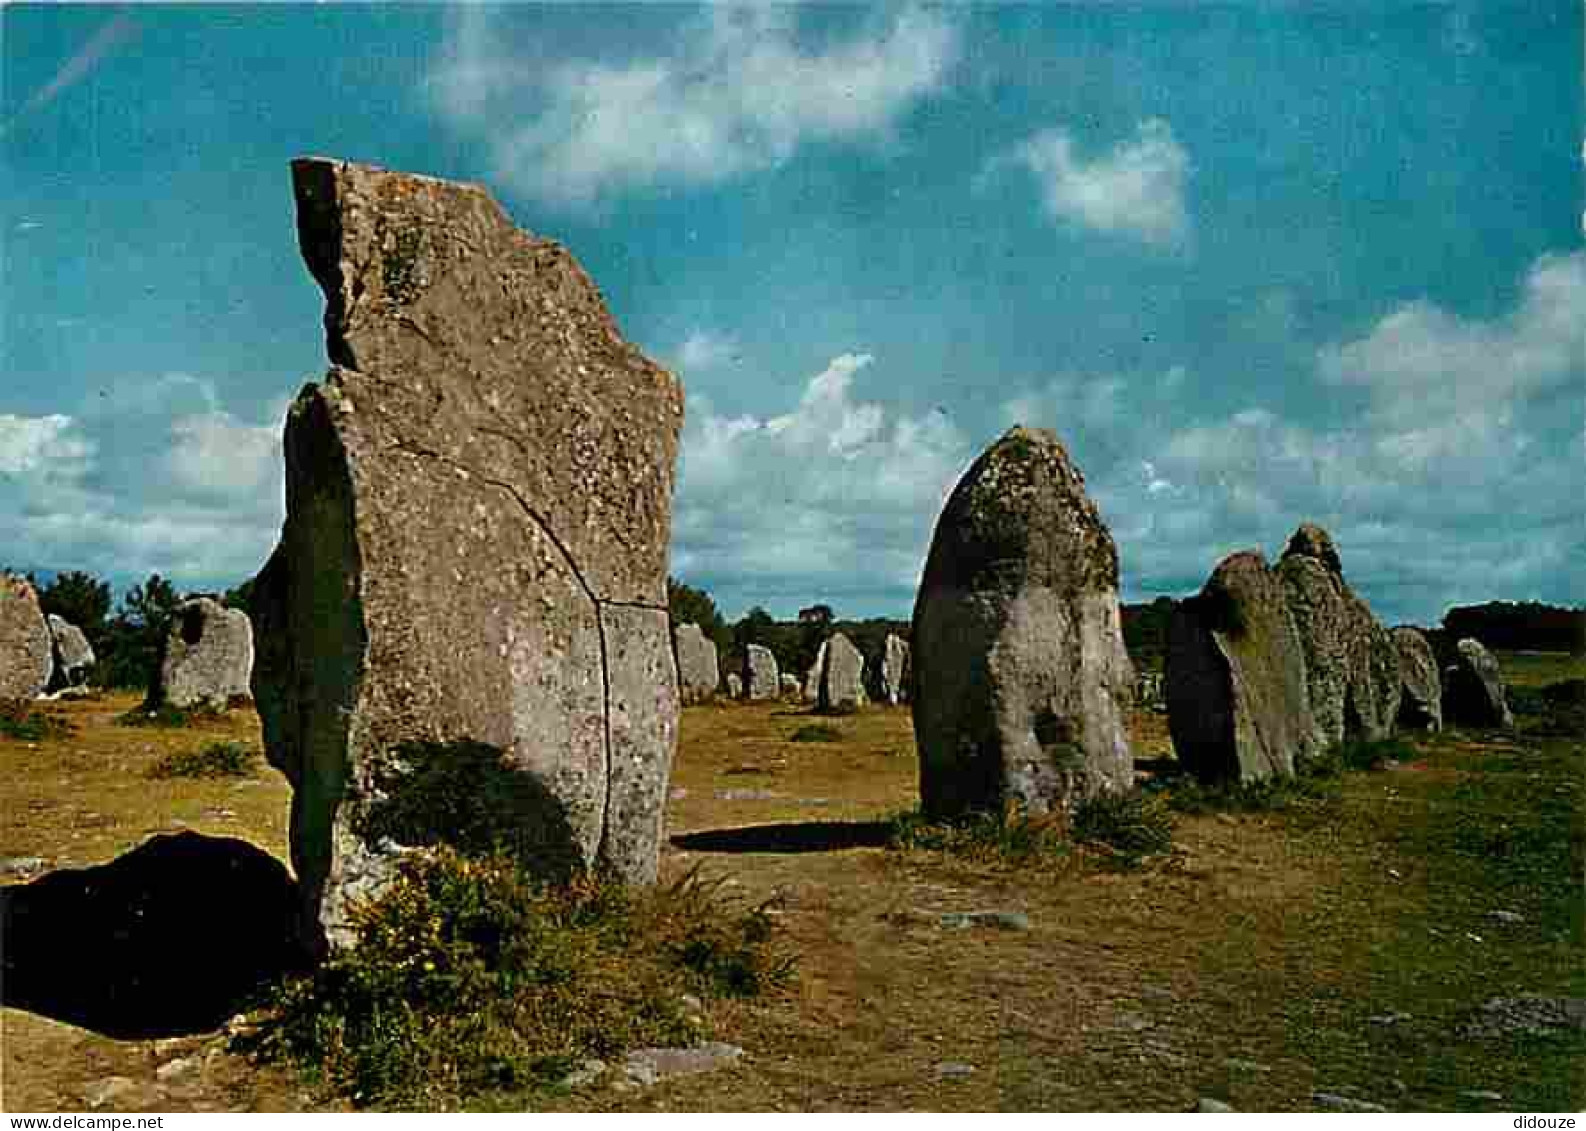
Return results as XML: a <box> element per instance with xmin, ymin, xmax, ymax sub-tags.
<box><xmin>4</xmin><ymin>692</ymin><xmax>1581</xmax><ymax>1112</ymax></box>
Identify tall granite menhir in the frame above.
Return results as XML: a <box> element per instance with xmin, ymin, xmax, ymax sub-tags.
<box><xmin>912</xmin><ymin>426</ymin><xmax>1134</xmax><ymax>819</ymax></box>
<box><xmin>252</xmin><ymin>159</ymin><xmax>684</xmax><ymax>950</ymax></box>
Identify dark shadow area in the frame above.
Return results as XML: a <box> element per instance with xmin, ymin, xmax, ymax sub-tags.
<box><xmin>671</xmin><ymin>820</ymin><xmax>893</xmax><ymax>854</ymax></box>
<box><xmin>1</xmin><ymin>831</ymin><xmax>309</xmax><ymax>1039</ymax></box>
<box><xmin>357</xmin><ymin>739</ymin><xmax>582</xmax><ymax>883</ymax></box>
<box><xmin>1133</xmin><ymin>754</ymin><xmax>1187</xmax><ymax>779</ymax></box>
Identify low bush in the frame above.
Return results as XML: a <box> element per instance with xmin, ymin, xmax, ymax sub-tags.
<box><xmin>115</xmin><ymin>702</ymin><xmax>224</xmax><ymax>729</ymax></box>
<box><xmin>241</xmin><ymin>851</ymin><xmax>792</xmax><ymax>1109</ymax></box>
<box><xmin>789</xmin><ymin>724</ymin><xmax>843</xmax><ymax>744</ymax></box>
<box><xmin>149</xmin><ymin>740</ymin><xmax>259</xmax><ymax>779</ymax></box>
<box><xmin>0</xmin><ymin>699</ymin><xmax>73</xmax><ymax>742</ymax></box>
<box><xmin>889</xmin><ymin>803</ymin><xmax>1072</xmax><ymax>865</ymax></box>
<box><xmin>1071</xmin><ymin>791</ymin><xmax>1175</xmax><ymax>864</ymax></box>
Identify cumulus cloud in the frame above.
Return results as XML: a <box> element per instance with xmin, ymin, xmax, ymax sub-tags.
<box><xmin>988</xmin><ymin>250</ymin><xmax>1584</xmax><ymax>623</ymax></box>
<box><xmin>673</xmin><ymin>352</ymin><xmax>970</xmax><ymax>613</ymax></box>
<box><xmin>1</xmin><ymin>376</ymin><xmax>290</xmax><ymax>587</ymax></box>
<box><xmin>1005</xmin><ymin>118</ymin><xmax>1191</xmax><ymax>246</ymax></box>
<box><xmin>676</xmin><ymin>329</ymin><xmax>741</xmax><ymax>373</ymax></box>
<box><xmin>429</xmin><ymin>6</ymin><xmax>958</xmax><ymax>206</ymax></box>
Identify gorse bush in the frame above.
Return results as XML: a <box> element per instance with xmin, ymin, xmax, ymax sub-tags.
<box><xmin>242</xmin><ymin>850</ymin><xmax>792</xmax><ymax>1109</ymax></box>
<box><xmin>149</xmin><ymin>741</ymin><xmax>259</xmax><ymax>780</ymax></box>
<box><xmin>0</xmin><ymin>699</ymin><xmax>73</xmax><ymax>742</ymax></box>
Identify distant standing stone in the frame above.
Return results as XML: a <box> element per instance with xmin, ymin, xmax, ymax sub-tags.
<box><xmin>780</xmin><ymin>672</ymin><xmax>801</xmax><ymax>698</ymax></box>
<box><xmin>879</xmin><ymin>632</ymin><xmax>910</xmax><ymax>705</ymax></box>
<box><xmin>1443</xmin><ymin>638</ymin><xmax>1513</xmax><ymax>728</ymax></box>
<box><xmin>912</xmin><ymin>426</ymin><xmax>1134</xmax><ymax>819</ymax></box>
<box><xmin>802</xmin><ymin>639</ymin><xmax>828</xmax><ymax>702</ymax></box>
<box><xmin>726</xmin><ymin>672</ymin><xmax>743</xmax><ymax>699</ymax></box>
<box><xmin>674</xmin><ymin>622</ymin><xmax>720</xmax><ymax>705</ymax></box>
<box><xmin>0</xmin><ymin>575</ymin><xmax>53</xmax><ymax>700</ymax></box>
<box><xmin>743</xmin><ymin>644</ymin><xmax>779</xmax><ymax>701</ymax></box>
<box><xmin>1390</xmin><ymin>626</ymin><xmax>1442</xmax><ymax>732</ymax></box>
<box><xmin>818</xmin><ymin>632</ymin><xmax>867</xmax><ymax>714</ymax></box>
<box><xmin>46</xmin><ymin>614</ymin><xmax>95</xmax><ymax>691</ymax></box>
<box><xmin>154</xmin><ymin>597</ymin><xmax>254</xmax><ymax>710</ymax></box>
<box><xmin>1167</xmin><ymin>551</ymin><xmax>1316</xmax><ymax>783</ymax></box>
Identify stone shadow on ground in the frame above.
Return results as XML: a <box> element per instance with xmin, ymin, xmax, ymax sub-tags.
<box><xmin>671</xmin><ymin>820</ymin><xmax>893</xmax><ymax>854</ymax></box>
<box><xmin>1</xmin><ymin>831</ymin><xmax>310</xmax><ymax>1039</ymax></box>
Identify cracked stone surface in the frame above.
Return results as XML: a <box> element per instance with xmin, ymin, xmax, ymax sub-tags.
<box><xmin>816</xmin><ymin>632</ymin><xmax>867</xmax><ymax>714</ymax></box>
<box><xmin>0</xmin><ymin>574</ymin><xmax>52</xmax><ymax>700</ymax></box>
<box><xmin>156</xmin><ymin>598</ymin><xmax>254</xmax><ymax>710</ymax></box>
<box><xmin>1277</xmin><ymin>523</ymin><xmax>1401</xmax><ymax>757</ymax></box>
<box><xmin>877</xmin><ymin>632</ymin><xmax>910</xmax><ymax>705</ymax></box>
<box><xmin>1390</xmin><ymin>625</ymin><xmax>1443</xmax><ymax>732</ymax></box>
<box><xmin>252</xmin><ymin>157</ymin><xmax>683</xmax><ymax>950</ymax></box>
<box><xmin>911</xmin><ymin>426</ymin><xmax>1134</xmax><ymax>819</ymax></box>
<box><xmin>46</xmin><ymin>614</ymin><xmax>95</xmax><ymax>691</ymax></box>
<box><xmin>1444</xmin><ymin>637</ymin><xmax>1514</xmax><ymax>729</ymax></box>
<box><xmin>743</xmin><ymin>644</ymin><xmax>779</xmax><ymax>701</ymax></box>
<box><xmin>1166</xmin><ymin>550</ymin><xmax>1316</xmax><ymax>783</ymax></box>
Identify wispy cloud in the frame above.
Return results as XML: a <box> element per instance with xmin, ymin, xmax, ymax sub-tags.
<box><xmin>429</xmin><ymin>6</ymin><xmax>958</xmax><ymax>207</ymax></box>
<box><xmin>1000</xmin><ymin>119</ymin><xmax>1192</xmax><ymax>246</ymax></box>
<box><xmin>676</xmin><ymin>330</ymin><xmax>742</xmax><ymax>373</ymax></box>
<box><xmin>3</xmin><ymin>14</ymin><xmax>139</xmax><ymax>134</ymax></box>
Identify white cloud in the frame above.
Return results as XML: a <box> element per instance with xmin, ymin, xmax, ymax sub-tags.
<box><xmin>165</xmin><ymin>407</ymin><xmax>286</xmax><ymax>499</ymax></box>
<box><xmin>1007</xmin><ymin>118</ymin><xmax>1191</xmax><ymax>246</ymax></box>
<box><xmin>673</xmin><ymin>352</ymin><xmax>969</xmax><ymax>609</ymax></box>
<box><xmin>0</xmin><ymin>414</ymin><xmax>94</xmax><ymax>479</ymax></box>
<box><xmin>429</xmin><ymin>6</ymin><xmax>958</xmax><ymax>206</ymax></box>
<box><xmin>677</xmin><ymin>329</ymin><xmax>741</xmax><ymax>374</ymax></box>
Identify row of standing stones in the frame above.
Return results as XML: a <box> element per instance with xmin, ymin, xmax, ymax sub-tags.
<box><xmin>0</xmin><ymin>576</ymin><xmax>252</xmax><ymax>709</ymax></box>
<box><xmin>672</xmin><ymin>623</ymin><xmax>910</xmax><ymax>711</ymax></box>
<box><xmin>0</xmin><ymin>158</ymin><xmax>1520</xmax><ymax>956</ymax></box>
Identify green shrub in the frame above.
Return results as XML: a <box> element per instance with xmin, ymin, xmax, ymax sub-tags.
<box><xmin>0</xmin><ymin>699</ymin><xmax>73</xmax><ymax>742</ymax></box>
<box><xmin>789</xmin><ymin>723</ymin><xmax>843</xmax><ymax>744</ymax></box>
<box><xmin>241</xmin><ymin>850</ymin><xmax>792</xmax><ymax>1109</ymax></box>
<box><xmin>889</xmin><ymin>803</ymin><xmax>1072</xmax><ymax>865</ymax></box>
<box><xmin>1071</xmin><ymin>791</ymin><xmax>1175</xmax><ymax>863</ymax></box>
<box><xmin>115</xmin><ymin>702</ymin><xmax>223</xmax><ymax>729</ymax></box>
<box><xmin>149</xmin><ymin>740</ymin><xmax>259</xmax><ymax>779</ymax></box>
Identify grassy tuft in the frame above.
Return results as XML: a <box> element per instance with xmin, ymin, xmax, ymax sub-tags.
<box><xmin>240</xmin><ymin>849</ymin><xmax>793</xmax><ymax>1109</ymax></box>
<box><xmin>149</xmin><ymin>740</ymin><xmax>260</xmax><ymax>779</ymax></box>
<box><xmin>889</xmin><ymin>802</ymin><xmax>1072</xmax><ymax>866</ymax></box>
<box><xmin>115</xmin><ymin>701</ymin><xmax>224</xmax><ymax>729</ymax></box>
<box><xmin>0</xmin><ymin>698</ymin><xmax>74</xmax><ymax>742</ymax></box>
<box><xmin>1071</xmin><ymin>790</ymin><xmax>1175</xmax><ymax>864</ymax></box>
<box><xmin>789</xmin><ymin>723</ymin><xmax>844</xmax><ymax>744</ymax></box>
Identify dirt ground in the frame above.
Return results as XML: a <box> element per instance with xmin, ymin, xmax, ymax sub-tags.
<box><xmin>3</xmin><ymin>677</ymin><xmax>1581</xmax><ymax>1112</ymax></box>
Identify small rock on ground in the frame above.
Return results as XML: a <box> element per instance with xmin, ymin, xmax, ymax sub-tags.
<box><xmin>618</xmin><ymin>1043</ymin><xmax>743</xmax><ymax>1088</ymax></box>
<box><xmin>1313</xmin><ymin>1092</ymin><xmax>1387</xmax><ymax>1112</ymax></box>
<box><xmin>1462</xmin><ymin>995</ymin><xmax>1586</xmax><ymax>1039</ymax></box>
<box><xmin>83</xmin><ymin>1077</ymin><xmax>140</xmax><ymax>1109</ymax></box>
<box><xmin>0</xmin><ymin>856</ymin><xmax>48</xmax><ymax>877</ymax></box>
<box><xmin>937</xmin><ymin>910</ymin><xmax>1030</xmax><ymax>931</ymax></box>
<box><xmin>1196</xmin><ymin>1098</ymin><xmax>1236</xmax><ymax>1112</ymax></box>
<box><xmin>934</xmin><ymin>1062</ymin><xmax>976</xmax><ymax>1079</ymax></box>
<box><xmin>559</xmin><ymin>1059</ymin><xmax>608</xmax><ymax>1089</ymax></box>
<box><xmin>1460</xmin><ymin>1090</ymin><xmax>1504</xmax><ymax>1102</ymax></box>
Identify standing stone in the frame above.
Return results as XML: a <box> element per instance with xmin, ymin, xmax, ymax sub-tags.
<box><xmin>818</xmin><ymin>632</ymin><xmax>867</xmax><ymax>714</ymax></box>
<box><xmin>912</xmin><ymin>426</ymin><xmax>1134</xmax><ymax>819</ymax></box>
<box><xmin>46</xmin><ymin>615</ymin><xmax>96</xmax><ymax>691</ymax></box>
<box><xmin>673</xmin><ymin>622</ymin><xmax>720</xmax><ymax>705</ymax></box>
<box><xmin>779</xmin><ymin>673</ymin><xmax>801</xmax><ymax>698</ymax></box>
<box><xmin>1276</xmin><ymin>523</ymin><xmax>1401</xmax><ymax>752</ymax></box>
<box><xmin>155</xmin><ymin>598</ymin><xmax>254</xmax><ymax>710</ymax></box>
<box><xmin>802</xmin><ymin>639</ymin><xmax>828</xmax><ymax>702</ymax></box>
<box><xmin>0</xmin><ymin>575</ymin><xmax>52</xmax><ymax>700</ymax></box>
<box><xmin>1166</xmin><ymin>551</ymin><xmax>1316</xmax><ymax>783</ymax></box>
<box><xmin>1133</xmin><ymin>671</ymin><xmax>1165</xmax><ymax>712</ymax></box>
<box><xmin>879</xmin><ymin>633</ymin><xmax>910</xmax><ymax>706</ymax></box>
<box><xmin>726</xmin><ymin>673</ymin><xmax>744</xmax><ymax>699</ymax></box>
<box><xmin>251</xmin><ymin>158</ymin><xmax>683</xmax><ymax>950</ymax></box>
<box><xmin>742</xmin><ymin>644</ymin><xmax>779</xmax><ymax>701</ymax></box>
<box><xmin>1391</xmin><ymin>626</ymin><xmax>1442</xmax><ymax>732</ymax></box>
<box><xmin>1443</xmin><ymin>638</ymin><xmax>1513</xmax><ymax>728</ymax></box>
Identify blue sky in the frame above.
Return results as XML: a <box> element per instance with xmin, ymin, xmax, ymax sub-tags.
<box><xmin>2</xmin><ymin>3</ymin><xmax>1581</xmax><ymax>626</ymax></box>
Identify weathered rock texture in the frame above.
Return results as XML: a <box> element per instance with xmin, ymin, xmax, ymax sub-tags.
<box><xmin>878</xmin><ymin>632</ymin><xmax>910</xmax><ymax>706</ymax></box>
<box><xmin>1276</xmin><ymin>523</ymin><xmax>1401</xmax><ymax>752</ymax></box>
<box><xmin>911</xmin><ymin>426</ymin><xmax>1134</xmax><ymax>819</ymax></box>
<box><xmin>0</xmin><ymin>575</ymin><xmax>52</xmax><ymax>700</ymax></box>
<box><xmin>742</xmin><ymin>644</ymin><xmax>779</xmax><ymax>701</ymax></box>
<box><xmin>154</xmin><ymin>598</ymin><xmax>254</xmax><ymax>710</ymax></box>
<box><xmin>725</xmin><ymin>673</ymin><xmax>743</xmax><ymax>699</ymax></box>
<box><xmin>251</xmin><ymin>158</ymin><xmax>684</xmax><ymax>950</ymax></box>
<box><xmin>1390</xmin><ymin>626</ymin><xmax>1442</xmax><ymax>732</ymax></box>
<box><xmin>817</xmin><ymin>632</ymin><xmax>867</xmax><ymax>714</ymax></box>
<box><xmin>46</xmin><ymin>615</ymin><xmax>95</xmax><ymax>690</ymax></box>
<box><xmin>1443</xmin><ymin>637</ymin><xmax>1513</xmax><ymax>728</ymax></box>
<box><xmin>673</xmin><ymin>622</ymin><xmax>719</xmax><ymax>705</ymax></box>
<box><xmin>802</xmin><ymin>640</ymin><xmax>828</xmax><ymax>702</ymax></box>
<box><xmin>1166</xmin><ymin>551</ymin><xmax>1316</xmax><ymax>783</ymax></box>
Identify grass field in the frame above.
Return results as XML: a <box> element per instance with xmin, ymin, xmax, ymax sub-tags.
<box><xmin>3</xmin><ymin>666</ymin><xmax>1581</xmax><ymax>1112</ymax></box>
